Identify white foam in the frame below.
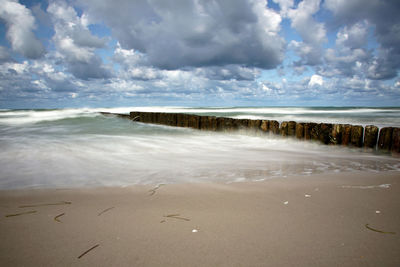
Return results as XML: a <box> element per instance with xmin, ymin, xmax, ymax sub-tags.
<box><xmin>341</xmin><ymin>184</ymin><xmax>391</xmax><ymax>189</ymax></box>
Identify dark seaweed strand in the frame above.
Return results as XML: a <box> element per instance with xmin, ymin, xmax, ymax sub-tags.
<box><xmin>164</xmin><ymin>214</ymin><xmax>180</xmax><ymax>217</ymax></box>
<box><xmin>19</xmin><ymin>201</ymin><xmax>71</xmax><ymax>208</ymax></box>
<box><xmin>365</xmin><ymin>224</ymin><xmax>396</xmax><ymax>234</ymax></box>
<box><xmin>169</xmin><ymin>216</ymin><xmax>190</xmax><ymax>221</ymax></box>
<box><xmin>5</xmin><ymin>210</ymin><xmax>37</xmax><ymax>217</ymax></box>
<box><xmin>163</xmin><ymin>214</ymin><xmax>190</xmax><ymax>221</ymax></box>
<box><xmin>78</xmin><ymin>244</ymin><xmax>100</xmax><ymax>259</ymax></box>
<box><xmin>98</xmin><ymin>207</ymin><xmax>115</xmax><ymax>216</ymax></box>
<box><xmin>54</xmin><ymin>213</ymin><xmax>65</xmax><ymax>222</ymax></box>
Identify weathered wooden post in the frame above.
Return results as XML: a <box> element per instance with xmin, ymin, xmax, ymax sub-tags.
<box><xmin>364</xmin><ymin>125</ymin><xmax>379</xmax><ymax>149</ymax></box>
<box><xmin>378</xmin><ymin>127</ymin><xmax>393</xmax><ymax>152</ymax></box>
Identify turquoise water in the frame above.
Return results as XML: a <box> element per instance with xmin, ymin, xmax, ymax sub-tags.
<box><xmin>0</xmin><ymin>107</ymin><xmax>399</xmax><ymax>189</ymax></box>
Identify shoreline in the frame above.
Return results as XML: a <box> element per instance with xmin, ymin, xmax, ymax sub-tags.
<box><xmin>1</xmin><ymin>170</ymin><xmax>399</xmax><ymax>266</ymax></box>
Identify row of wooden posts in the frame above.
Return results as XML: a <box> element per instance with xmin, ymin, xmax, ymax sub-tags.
<box><xmin>101</xmin><ymin>111</ymin><xmax>400</xmax><ymax>155</ymax></box>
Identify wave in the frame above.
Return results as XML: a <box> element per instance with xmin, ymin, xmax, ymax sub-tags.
<box><xmin>1</xmin><ymin>125</ymin><xmax>399</xmax><ymax>189</ymax></box>
<box><xmin>1</xmin><ymin>106</ymin><xmax>400</xmax><ymax>127</ymax></box>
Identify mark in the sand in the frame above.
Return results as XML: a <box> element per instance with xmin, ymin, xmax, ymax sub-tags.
<box><xmin>163</xmin><ymin>214</ymin><xmax>190</xmax><ymax>221</ymax></box>
<box><xmin>19</xmin><ymin>201</ymin><xmax>71</xmax><ymax>208</ymax></box>
<box><xmin>98</xmin><ymin>207</ymin><xmax>115</xmax><ymax>216</ymax></box>
<box><xmin>78</xmin><ymin>244</ymin><xmax>100</xmax><ymax>259</ymax></box>
<box><xmin>5</xmin><ymin>210</ymin><xmax>37</xmax><ymax>217</ymax></box>
<box><xmin>148</xmin><ymin>184</ymin><xmax>165</xmax><ymax>196</ymax></box>
<box><xmin>365</xmin><ymin>224</ymin><xmax>396</xmax><ymax>234</ymax></box>
<box><xmin>160</xmin><ymin>219</ymin><xmax>166</xmax><ymax>223</ymax></box>
<box><xmin>54</xmin><ymin>213</ymin><xmax>65</xmax><ymax>223</ymax></box>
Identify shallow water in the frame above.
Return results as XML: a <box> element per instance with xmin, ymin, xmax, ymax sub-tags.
<box><xmin>0</xmin><ymin>107</ymin><xmax>399</xmax><ymax>189</ymax></box>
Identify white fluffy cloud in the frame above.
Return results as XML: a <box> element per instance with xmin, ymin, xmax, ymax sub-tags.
<box><xmin>0</xmin><ymin>0</ymin><xmax>45</xmax><ymax>59</ymax></box>
<box><xmin>308</xmin><ymin>74</ymin><xmax>323</xmax><ymax>87</ymax></box>
<box><xmin>272</xmin><ymin>0</ymin><xmax>294</xmax><ymax>16</ymax></box>
<box><xmin>287</xmin><ymin>0</ymin><xmax>326</xmax><ymax>66</ymax></box>
<box><xmin>47</xmin><ymin>0</ymin><xmax>111</xmax><ymax>80</ymax></box>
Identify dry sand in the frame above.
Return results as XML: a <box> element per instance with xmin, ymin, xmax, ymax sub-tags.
<box><xmin>0</xmin><ymin>171</ymin><xmax>399</xmax><ymax>266</ymax></box>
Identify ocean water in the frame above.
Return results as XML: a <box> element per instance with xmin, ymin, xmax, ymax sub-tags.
<box><xmin>0</xmin><ymin>107</ymin><xmax>400</xmax><ymax>189</ymax></box>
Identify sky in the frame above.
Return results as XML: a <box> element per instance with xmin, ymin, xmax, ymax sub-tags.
<box><xmin>0</xmin><ymin>0</ymin><xmax>399</xmax><ymax>108</ymax></box>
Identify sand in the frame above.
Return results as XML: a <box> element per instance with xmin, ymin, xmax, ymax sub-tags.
<box><xmin>0</xmin><ymin>171</ymin><xmax>399</xmax><ymax>266</ymax></box>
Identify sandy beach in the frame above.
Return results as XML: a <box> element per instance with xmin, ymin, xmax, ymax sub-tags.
<box><xmin>0</xmin><ymin>171</ymin><xmax>399</xmax><ymax>266</ymax></box>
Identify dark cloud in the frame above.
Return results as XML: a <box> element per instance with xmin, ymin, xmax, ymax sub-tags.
<box><xmin>319</xmin><ymin>22</ymin><xmax>372</xmax><ymax>78</ymax></box>
<box><xmin>77</xmin><ymin>0</ymin><xmax>284</xmax><ymax>70</ymax></box>
<box><xmin>67</xmin><ymin>57</ymin><xmax>112</xmax><ymax>80</ymax></box>
<box><xmin>195</xmin><ymin>65</ymin><xmax>260</xmax><ymax>81</ymax></box>
<box><xmin>325</xmin><ymin>0</ymin><xmax>400</xmax><ymax>80</ymax></box>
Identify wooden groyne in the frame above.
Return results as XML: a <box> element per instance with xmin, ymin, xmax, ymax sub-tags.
<box><xmin>100</xmin><ymin>111</ymin><xmax>400</xmax><ymax>156</ymax></box>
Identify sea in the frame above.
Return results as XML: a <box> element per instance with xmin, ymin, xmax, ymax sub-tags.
<box><xmin>1</xmin><ymin>106</ymin><xmax>400</xmax><ymax>189</ymax></box>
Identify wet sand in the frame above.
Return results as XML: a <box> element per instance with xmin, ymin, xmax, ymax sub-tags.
<box><xmin>0</xmin><ymin>171</ymin><xmax>399</xmax><ymax>266</ymax></box>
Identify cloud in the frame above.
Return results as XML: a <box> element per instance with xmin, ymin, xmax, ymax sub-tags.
<box><xmin>308</xmin><ymin>74</ymin><xmax>323</xmax><ymax>87</ymax></box>
<box><xmin>47</xmin><ymin>0</ymin><xmax>111</xmax><ymax>80</ymax></box>
<box><xmin>335</xmin><ymin>21</ymin><xmax>369</xmax><ymax>49</ymax></box>
<box><xmin>0</xmin><ymin>46</ymin><xmax>13</xmax><ymax>63</ymax></box>
<box><xmin>195</xmin><ymin>65</ymin><xmax>260</xmax><ymax>81</ymax></box>
<box><xmin>325</xmin><ymin>0</ymin><xmax>400</xmax><ymax>80</ymax></box>
<box><xmin>0</xmin><ymin>0</ymin><xmax>45</xmax><ymax>59</ymax></box>
<box><xmin>272</xmin><ymin>0</ymin><xmax>294</xmax><ymax>16</ymax></box>
<box><xmin>286</xmin><ymin>0</ymin><xmax>326</xmax><ymax>65</ymax></box>
<box><xmin>77</xmin><ymin>0</ymin><xmax>285</xmax><ymax>70</ymax></box>
<box><xmin>318</xmin><ymin>21</ymin><xmax>371</xmax><ymax>78</ymax></box>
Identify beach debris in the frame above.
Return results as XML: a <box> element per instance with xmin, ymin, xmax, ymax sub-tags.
<box><xmin>54</xmin><ymin>213</ymin><xmax>65</xmax><ymax>223</ymax></box>
<box><xmin>365</xmin><ymin>224</ymin><xmax>396</xmax><ymax>234</ymax></box>
<box><xmin>163</xmin><ymin>214</ymin><xmax>190</xmax><ymax>221</ymax></box>
<box><xmin>283</xmin><ymin>201</ymin><xmax>289</xmax><ymax>205</ymax></box>
<box><xmin>341</xmin><ymin>184</ymin><xmax>391</xmax><ymax>189</ymax></box>
<box><xmin>5</xmin><ymin>210</ymin><xmax>37</xmax><ymax>217</ymax></box>
<box><xmin>78</xmin><ymin>244</ymin><xmax>100</xmax><ymax>259</ymax></box>
<box><xmin>192</xmin><ymin>229</ymin><xmax>198</xmax><ymax>233</ymax></box>
<box><xmin>375</xmin><ymin>210</ymin><xmax>381</xmax><ymax>214</ymax></box>
<box><xmin>98</xmin><ymin>207</ymin><xmax>115</xmax><ymax>216</ymax></box>
<box><xmin>148</xmin><ymin>184</ymin><xmax>165</xmax><ymax>196</ymax></box>
<box><xmin>305</xmin><ymin>194</ymin><xmax>311</xmax><ymax>198</ymax></box>
<box><xmin>19</xmin><ymin>201</ymin><xmax>71</xmax><ymax>208</ymax></box>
